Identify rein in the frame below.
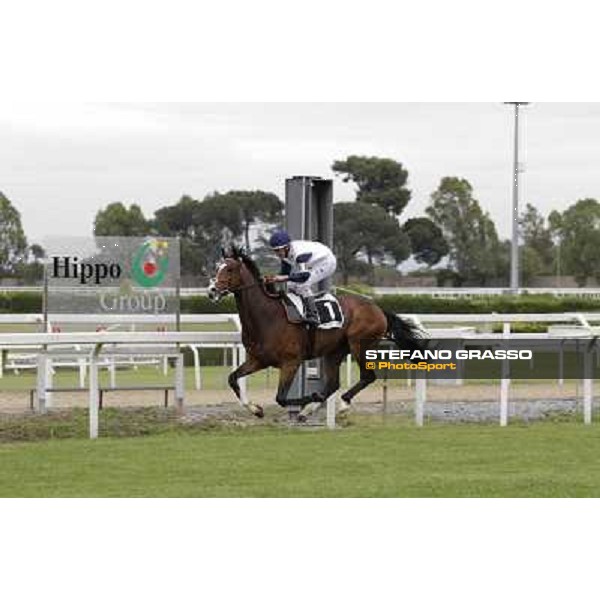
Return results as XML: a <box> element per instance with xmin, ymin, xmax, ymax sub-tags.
<box><xmin>226</xmin><ymin>279</ymin><xmax>281</xmax><ymax>299</ymax></box>
<box><xmin>232</xmin><ymin>281</ymin><xmax>262</xmax><ymax>292</ymax></box>
<box><xmin>215</xmin><ymin>256</ymin><xmax>282</xmax><ymax>299</ymax></box>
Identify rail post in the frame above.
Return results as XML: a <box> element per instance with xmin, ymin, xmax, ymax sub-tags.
<box><xmin>36</xmin><ymin>352</ymin><xmax>47</xmax><ymax>413</ymax></box>
<box><xmin>88</xmin><ymin>344</ymin><xmax>102</xmax><ymax>439</ymax></box>
<box><xmin>583</xmin><ymin>343</ymin><xmax>593</xmax><ymax>425</ymax></box>
<box><xmin>415</xmin><ymin>376</ymin><xmax>426</xmax><ymax>427</ymax></box>
<box><xmin>500</xmin><ymin>362</ymin><xmax>510</xmax><ymax>426</ymax></box>
<box><xmin>175</xmin><ymin>352</ymin><xmax>185</xmax><ymax>414</ymax></box>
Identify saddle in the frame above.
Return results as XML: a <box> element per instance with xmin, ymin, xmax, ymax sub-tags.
<box><xmin>281</xmin><ymin>292</ymin><xmax>344</xmax><ymax>329</ymax></box>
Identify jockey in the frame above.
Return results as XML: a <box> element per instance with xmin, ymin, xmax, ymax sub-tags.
<box><xmin>267</xmin><ymin>230</ymin><xmax>337</xmax><ymax>326</ymax></box>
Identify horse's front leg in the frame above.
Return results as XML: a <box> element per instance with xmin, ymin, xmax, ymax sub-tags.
<box><xmin>228</xmin><ymin>355</ymin><xmax>265</xmax><ymax>418</ymax></box>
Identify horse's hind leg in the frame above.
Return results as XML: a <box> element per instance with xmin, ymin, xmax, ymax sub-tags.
<box><xmin>299</xmin><ymin>350</ymin><xmax>346</xmax><ymax>420</ymax></box>
<box><xmin>340</xmin><ymin>366</ymin><xmax>376</xmax><ymax>408</ymax></box>
<box><xmin>340</xmin><ymin>342</ymin><xmax>377</xmax><ymax>410</ymax></box>
<box><xmin>275</xmin><ymin>360</ymin><xmax>302</xmax><ymax>407</ymax></box>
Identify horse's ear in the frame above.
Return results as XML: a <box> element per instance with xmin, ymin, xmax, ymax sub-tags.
<box><xmin>220</xmin><ymin>247</ymin><xmax>226</xmax><ymax>259</ymax></box>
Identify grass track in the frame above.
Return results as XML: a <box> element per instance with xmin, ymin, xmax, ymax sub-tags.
<box><xmin>2</xmin><ymin>417</ymin><xmax>600</xmax><ymax>497</ymax></box>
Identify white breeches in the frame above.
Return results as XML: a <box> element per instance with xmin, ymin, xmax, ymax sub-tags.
<box><xmin>288</xmin><ymin>256</ymin><xmax>337</xmax><ymax>297</ymax></box>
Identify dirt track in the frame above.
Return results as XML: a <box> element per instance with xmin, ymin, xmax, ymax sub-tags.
<box><xmin>0</xmin><ymin>381</ymin><xmax>583</xmax><ymax>414</ymax></box>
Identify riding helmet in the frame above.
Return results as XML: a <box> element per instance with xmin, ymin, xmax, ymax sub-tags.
<box><xmin>269</xmin><ymin>230</ymin><xmax>291</xmax><ymax>249</ymax></box>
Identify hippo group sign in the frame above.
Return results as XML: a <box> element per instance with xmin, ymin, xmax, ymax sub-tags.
<box><xmin>44</xmin><ymin>236</ymin><xmax>180</xmax><ymax>317</ymax></box>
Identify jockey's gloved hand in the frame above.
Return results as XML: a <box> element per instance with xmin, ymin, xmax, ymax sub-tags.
<box><xmin>263</xmin><ymin>275</ymin><xmax>288</xmax><ymax>283</ymax></box>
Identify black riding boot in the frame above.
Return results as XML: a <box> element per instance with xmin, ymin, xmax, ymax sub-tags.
<box><xmin>303</xmin><ymin>295</ymin><xmax>320</xmax><ymax>327</ymax></box>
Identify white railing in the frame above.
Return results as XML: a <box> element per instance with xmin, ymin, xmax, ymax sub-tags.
<box><xmin>409</xmin><ymin>312</ymin><xmax>596</xmax><ymax>326</ymax></box>
<box><xmin>0</xmin><ymin>313</ymin><xmax>237</xmax><ymax>326</ymax></box>
<box><xmin>0</xmin><ymin>331</ymin><xmax>247</xmax><ymax>439</ymax></box>
<box><xmin>374</xmin><ymin>287</ymin><xmax>600</xmax><ymax>297</ymax></box>
<box><xmin>6</xmin><ymin>285</ymin><xmax>600</xmax><ymax>298</ymax></box>
<box><xmin>0</xmin><ymin>314</ymin><xmax>244</xmax><ymax>394</ymax></box>
<box><xmin>0</xmin><ymin>313</ymin><xmax>246</xmax><ymax>398</ymax></box>
<box><xmin>0</xmin><ymin>286</ymin><xmax>210</xmax><ymax>296</ymax></box>
<box><xmin>2</xmin><ymin>310</ymin><xmax>600</xmax><ymax>328</ymax></box>
<box><xmin>2</xmin><ymin>312</ymin><xmax>600</xmax><ymax>435</ymax></box>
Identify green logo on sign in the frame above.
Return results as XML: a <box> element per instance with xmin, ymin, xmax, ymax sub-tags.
<box><xmin>132</xmin><ymin>239</ymin><xmax>169</xmax><ymax>288</ymax></box>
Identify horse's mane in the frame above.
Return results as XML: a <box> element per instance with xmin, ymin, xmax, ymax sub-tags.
<box><xmin>230</xmin><ymin>245</ymin><xmax>262</xmax><ymax>281</ymax></box>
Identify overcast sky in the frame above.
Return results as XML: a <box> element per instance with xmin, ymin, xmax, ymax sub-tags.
<box><xmin>1</xmin><ymin>102</ymin><xmax>600</xmax><ymax>244</ymax></box>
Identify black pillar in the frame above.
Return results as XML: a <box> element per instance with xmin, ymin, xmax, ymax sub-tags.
<box><xmin>282</xmin><ymin>176</ymin><xmax>333</xmax><ymax>405</ymax></box>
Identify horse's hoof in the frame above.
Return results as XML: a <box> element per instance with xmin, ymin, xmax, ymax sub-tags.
<box><xmin>297</xmin><ymin>414</ymin><xmax>307</xmax><ymax>423</ymax></box>
<box><xmin>252</xmin><ymin>405</ymin><xmax>264</xmax><ymax>419</ymax></box>
<box><xmin>338</xmin><ymin>399</ymin><xmax>351</xmax><ymax>414</ymax></box>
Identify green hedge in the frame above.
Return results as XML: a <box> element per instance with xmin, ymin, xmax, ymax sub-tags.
<box><xmin>0</xmin><ymin>292</ymin><xmax>238</xmax><ymax>315</ymax></box>
<box><xmin>181</xmin><ymin>295</ymin><xmax>236</xmax><ymax>314</ymax></box>
<box><xmin>374</xmin><ymin>294</ymin><xmax>600</xmax><ymax>314</ymax></box>
<box><xmin>3</xmin><ymin>291</ymin><xmax>600</xmax><ymax>315</ymax></box>
<box><xmin>0</xmin><ymin>292</ymin><xmax>42</xmax><ymax>313</ymax></box>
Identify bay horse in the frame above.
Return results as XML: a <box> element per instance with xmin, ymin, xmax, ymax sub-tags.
<box><xmin>208</xmin><ymin>246</ymin><xmax>424</xmax><ymax>419</ymax></box>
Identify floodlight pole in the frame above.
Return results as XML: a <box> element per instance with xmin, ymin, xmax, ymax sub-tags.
<box><xmin>505</xmin><ymin>102</ymin><xmax>529</xmax><ymax>293</ymax></box>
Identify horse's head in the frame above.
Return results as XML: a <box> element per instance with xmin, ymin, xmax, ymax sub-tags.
<box><xmin>208</xmin><ymin>245</ymin><xmax>258</xmax><ymax>302</ymax></box>
<box><xmin>208</xmin><ymin>257</ymin><xmax>243</xmax><ymax>301</ymax></box>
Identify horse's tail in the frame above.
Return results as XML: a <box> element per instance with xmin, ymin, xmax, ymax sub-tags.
<box><xmin>383</xmin><ymin>311</ymin><xmax>427</xmax><ymax>353</ymax></box>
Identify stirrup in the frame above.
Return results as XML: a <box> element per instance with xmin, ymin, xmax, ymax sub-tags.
<box><xmin>303</xmin><ymin>298</ymin><xmax>320</xmax><ymax>326</ymax></box>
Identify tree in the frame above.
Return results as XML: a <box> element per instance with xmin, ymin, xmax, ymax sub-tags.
<box><xmin>14</xmin><ymin>243</ymin><xmax>46</xmax><ymax>284</ymax></box>
<box><xmin>332</xmin><ymin>156</ymin><xmax>411</xmax><ymax>216</ymax></box>
<box><xmin>152</xmin><ymin>195</ymin><xmax>222</xmax><ymax>277</ymax></box>
<box><xmin>29</xmin><ymin>244</ymin><xmax>46</xmax><ymax>262</ymax></box>
<box><xmin>94</xmin><ymin>202</ymin><xmax>151</xmax><ymax>237</ymax></box>
<box><xmin>519</xmin><ymin>203</ymin><xmax>555</xmax><ymax>275</ymax></box>
<box><xmin>548</xmin><ymin>198</ymin><xmax>600</xmax><ymax>286</ymax></box>
<box><xmin>548</xmin><ymin>209</ymin><xmax>564</xmax><ymax>282</ymax></box>
<box><xmin>212</xmin><ymin>191</ymin><xmax>283</xmax><ymax>251</ymax></box>
<box><xmin>520</xmin><ymin>245</ymin><xmax>545</xmax><ymax>286</ymax></box>
<box><xmin>151</xmin><ymin>191</ymin><xmax>282</xmax><ymax>279</ymax></box>
<box><xmin>195</xmin><ymin>193</ymin><xmax>244</xmax><ymax>241</ymax></box>
<box><xmin>426</xmin><ymin>177</ymin><xmax>505</xmax><ymax>285</ymax></box>
<box><xmin>334</xmin><ymin>202</ymin><xmax>410</xmax><ymax>284</ymax></box>
<box><xmin>402</xmin><ymin>217</ymin><xmax>449</xmax><ymax>266</ymax></box>
<box><xmin>153</xmin><ymin>196</ymin><xmax>201</xmax><ymax>238</ymax></box>
<box><xmin>0</xmin><ymin>192</ymin><xmax>28</xmax><ymax>277</ymax></box>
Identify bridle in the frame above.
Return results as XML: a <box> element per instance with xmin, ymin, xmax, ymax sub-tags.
<box><xmin>208</xmin><ymin>259</ymin><xmax>282</xmax><ymax>301</ymax></box>
<box><xmin>208</xmin><ymin>260</ymin><xmax>261</xmax><ymax>300</ymax></box>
